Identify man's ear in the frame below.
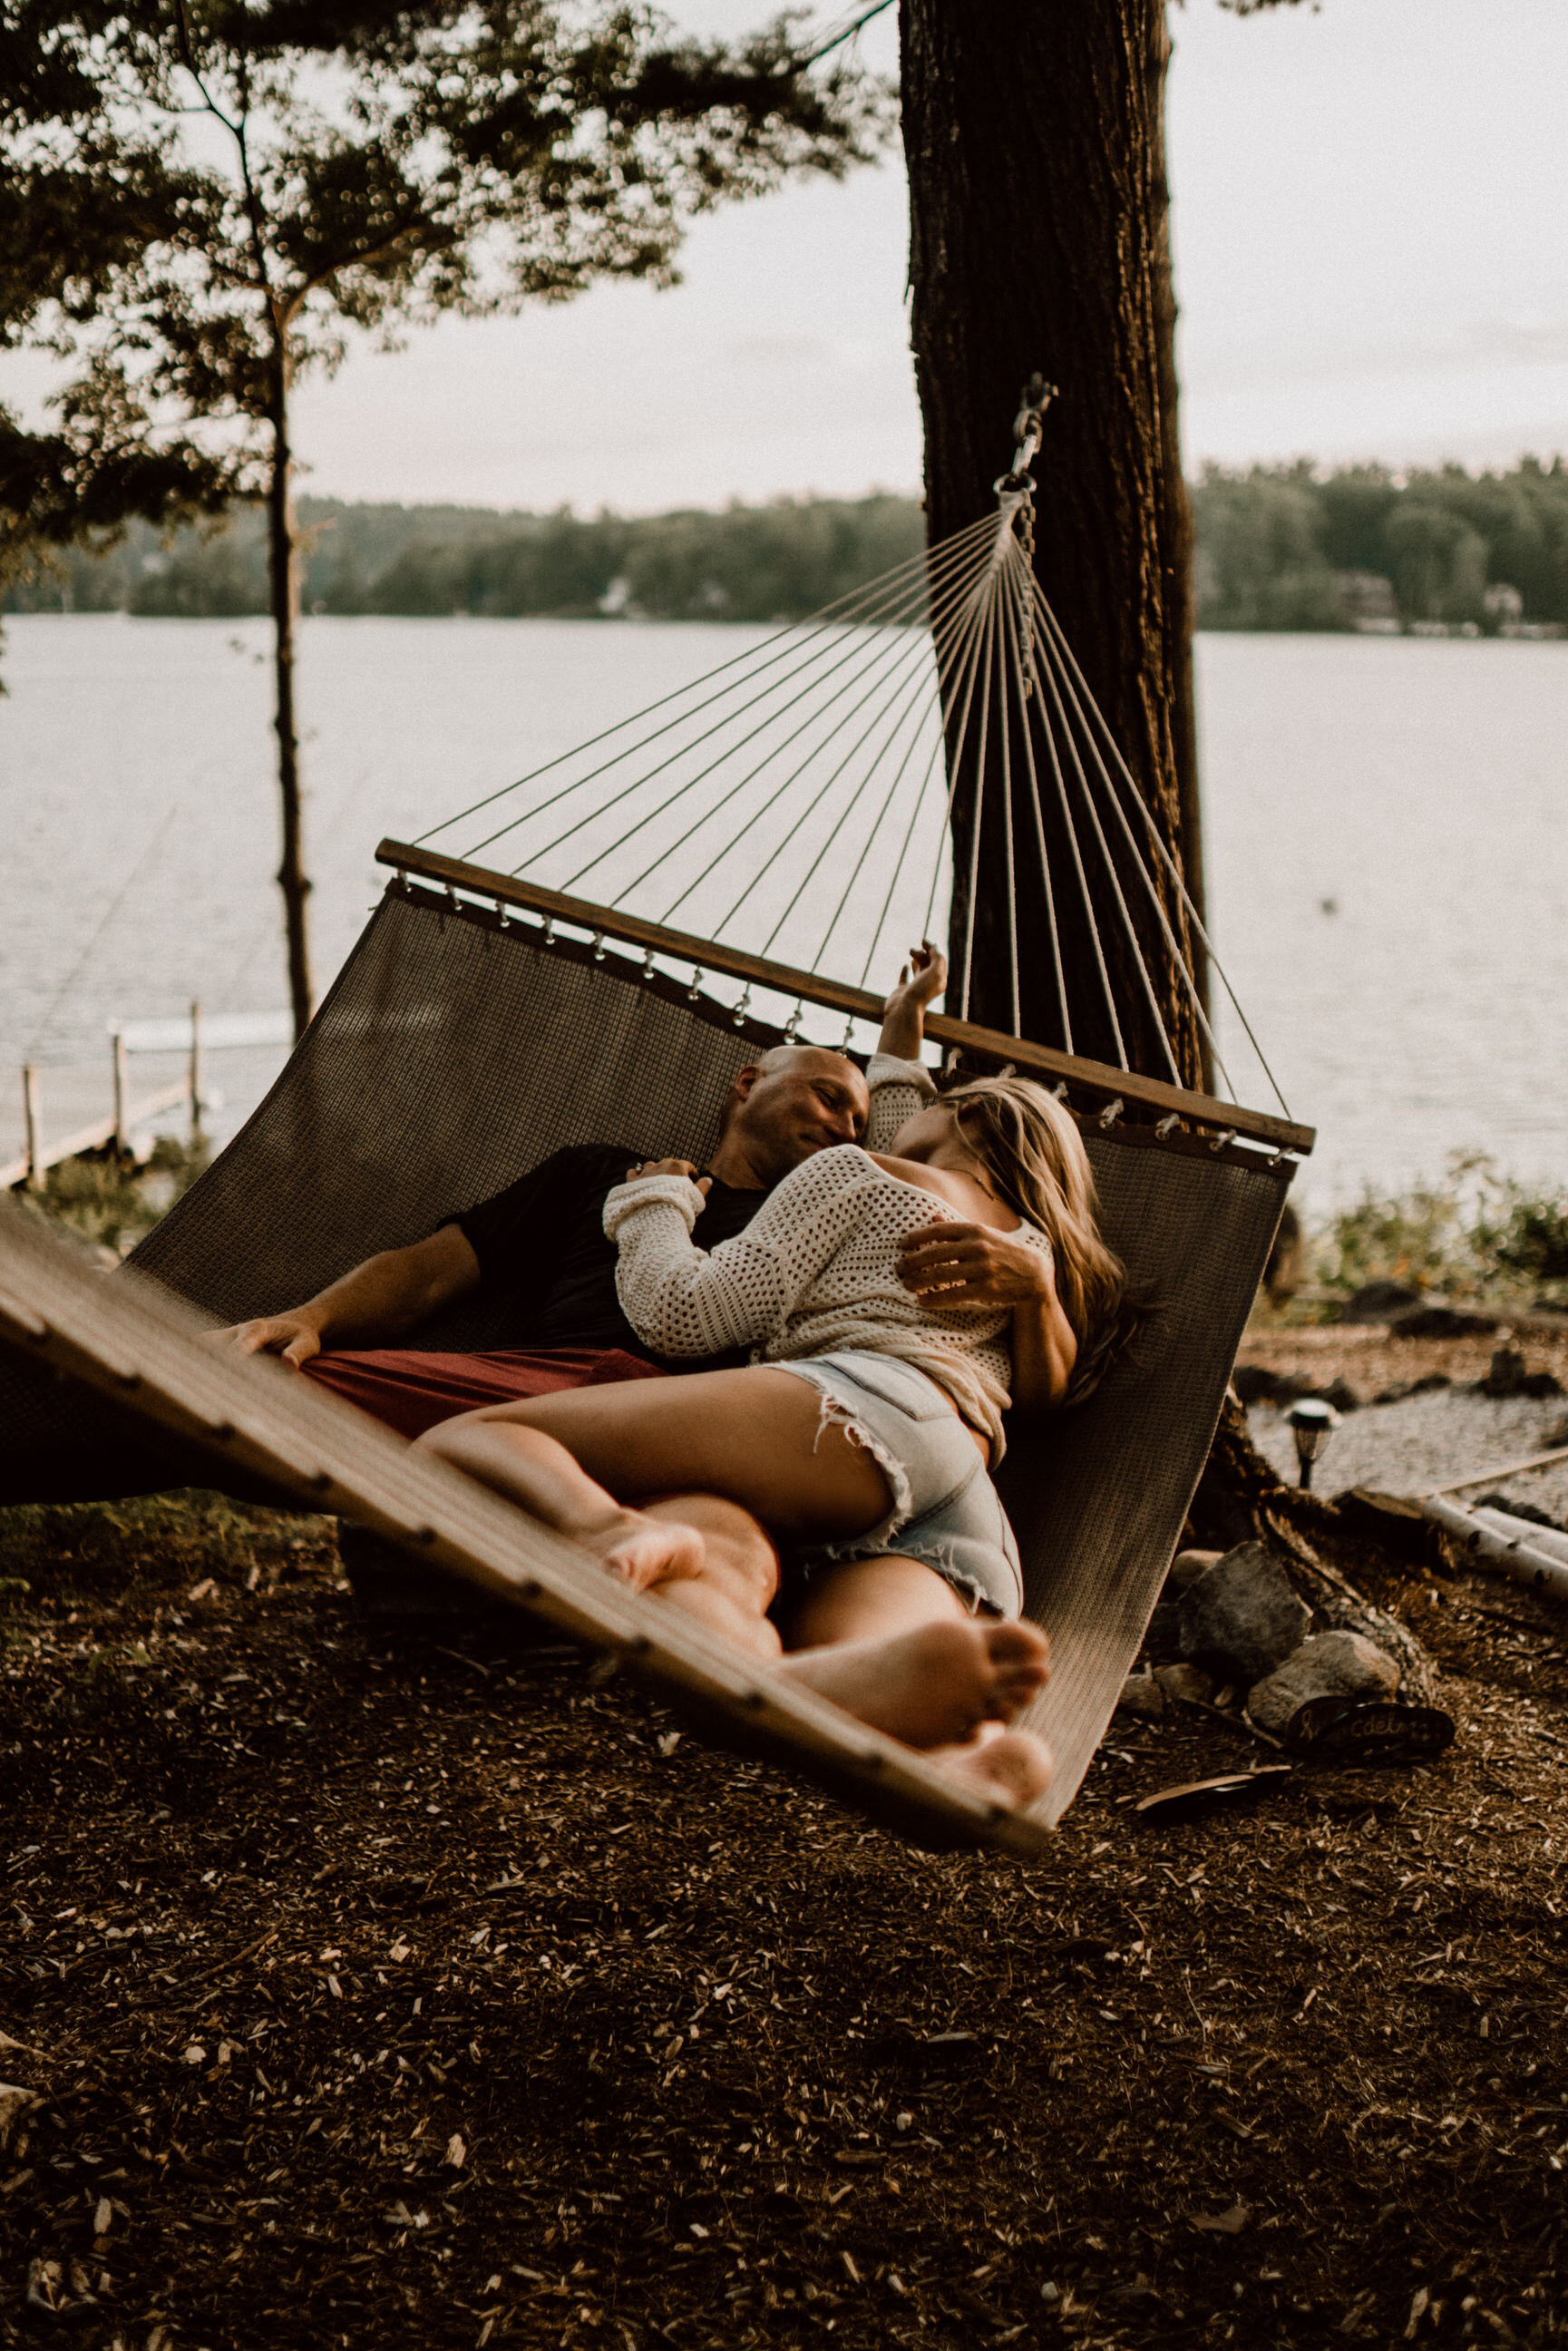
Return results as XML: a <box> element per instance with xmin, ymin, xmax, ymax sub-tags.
<box><xmin>731</xmin><ymin>1066</ymin><xmax>763</xmax><ymax>1100</ymax></box>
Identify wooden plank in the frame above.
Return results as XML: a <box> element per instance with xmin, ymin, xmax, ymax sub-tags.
<box><xmin>376</xmin><ymin>838</ymin><xmax>1315</xmax><ymax>1156</ymax></box>
<box><xmin>0</xmin><ymin>1194</ymin><xmax>1051</xmax><ymax>1859</ymax></box>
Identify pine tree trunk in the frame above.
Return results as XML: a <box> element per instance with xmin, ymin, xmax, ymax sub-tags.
<box><xmin>901</xmin><ymin>0</ymin><xmax>1204</xmax><ymax>1087</ymax></box>
<box><xmin>266</xmin><ymin>329</ymin><xmax>313</xmax><ymax>1042</ymax></box>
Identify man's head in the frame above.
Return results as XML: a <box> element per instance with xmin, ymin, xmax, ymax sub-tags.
<box><xmin>711</xmin><ymin>1045</ymin><xmax>870</xmax><ymax>1189</ymax></box>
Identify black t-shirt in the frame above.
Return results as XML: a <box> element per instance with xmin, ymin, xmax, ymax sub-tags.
<box><xmin>447</xmin><ymin>1144</ymin><xmax>768</xmax><ymax>1364</ymax></box>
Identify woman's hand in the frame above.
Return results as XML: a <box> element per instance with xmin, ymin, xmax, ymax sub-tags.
<box><xmin>624</xmin><ymin>1157</ymin><xmax>712</xmax><ymax>1195</ymax></box>
<box><xmin>878</xmin><ymin>941</ymin><xmax>948</xmax><ymax>1062</ymax></box>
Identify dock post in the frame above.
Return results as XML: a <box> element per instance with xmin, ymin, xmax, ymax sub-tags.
<box><xmin>22</xmin><ymin>1065</ymin><xmax>42</xmax><ymax>1190</ymax></box>
<box><xmin>112</xmin><ymin>1031</ymin><xmax>129</xmax><ymax>1156</ymax></box>
<box><xmin>189</xmin><ymin>1000</ymin><xmax>204</xmax><ymax>1139</ymax></box>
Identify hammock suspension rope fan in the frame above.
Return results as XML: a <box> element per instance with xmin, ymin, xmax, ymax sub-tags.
<box><xmin>0</xmin><ymin>385</ymin><xmax>1314</xmax><ymax>1849</ymax></box>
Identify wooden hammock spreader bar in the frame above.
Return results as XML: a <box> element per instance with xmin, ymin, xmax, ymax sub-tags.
<box><xmin>376</xmin><ymin>840</ymin><xmax>1316</xmax><ymax>1157</ymax></box>
<box><xmin>0</xmin><ymin>1196</ymin><xmax>1048</xmax><ymax>1859</ymax></box>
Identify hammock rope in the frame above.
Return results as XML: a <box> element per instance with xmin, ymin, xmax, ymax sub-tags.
<box><xmin>413</xmin><ymin>398</ymin><xmax>1290</xmax><ymax>1117</ymax></box>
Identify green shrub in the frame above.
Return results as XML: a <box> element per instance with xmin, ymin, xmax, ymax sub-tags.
<box><xmin>1308</xmin><ymin>1155</ymin><xmax>1568</xmax><ymax>1309</ymax></box>
<box><xmin>25</xmin><ymin>1131</ymin><xmax>209</xmax><ymax>1257</ymax></box>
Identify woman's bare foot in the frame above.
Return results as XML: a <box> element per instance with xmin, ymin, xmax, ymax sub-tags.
<box><xmin>578</xmin><ymin>1507</ymin><xmax>706</xmax><ymax>1593</ymax></box>
<box><xmin>778</xmin><ymin>1616</ymin><xmax>1048</xmax><ymax>1751</ymax></box>
<box><xmin>928</xmin><ymin>1726</ymin><xmax>1053</xmax><ymax>1809</ymax></box>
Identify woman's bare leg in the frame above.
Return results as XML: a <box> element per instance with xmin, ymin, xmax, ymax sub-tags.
<box><xmin>423</xmin><ymin>1368</ymin><xmax>891</xmax><ymax>1538</ymax></box>
<box><xmin>423</xmin><ymin>1415</ymin><xmax>706</xmax><ymax>1592</ymax></box>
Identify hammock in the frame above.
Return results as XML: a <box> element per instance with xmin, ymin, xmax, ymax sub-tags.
<box><xmin>0</xmin><ymin>386</ymin><xmax>1314</xmax><ymax>1836</ymax></box>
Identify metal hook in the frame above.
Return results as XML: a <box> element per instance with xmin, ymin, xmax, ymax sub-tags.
<box><xmin>590</xmin><ymin>932</ymin><xmax>607</xmax><ymax>962</ymax></box>
<box><xmin>1209</xmin><ymin>1127</ymin><xmax>1238</xmax><ymax>1155</ymax></box>
<box><xmin>641</xmin><ymin>948</ymin><xmax>657</xmax><ymax>980</ymax></box>
<box><xmin>1096</xmin><ymin>1097</ymin><xmax>1124</xmax><ymax>1130</ymax></box>
<box><xmin>494</xmin><ymin>898</ymin><xmax>510</xmax><ymax>931</ymax></box>
<box><xmin>732</xmin><ymin>985</ymin><xmax>753</xmax><ymax>1029</ymax></box>
<box><xmin>687</xmin><ymin>968</ymin><xmax>705</xmax><ymax>1002</ymax></box>
<box><xmin>1155</xmin><ymin>1113</ymin><xmax>1181</xmax><ymax>1137</ymax></box>
<box><xmin>542</xmin><ymin>917</ymin><xmax>556</xmax><ymax>947</ymax></box>
<box><xmin>784</xmin><ymin>1002</ymin><xmax>803</xmax><ymax>1041</ymax></box>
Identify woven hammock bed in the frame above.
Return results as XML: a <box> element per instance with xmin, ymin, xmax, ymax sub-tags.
<box><xmin>0</xmin><ymin>390</ymin><xmax>1313</xmax><ymax>1853</ymax></box>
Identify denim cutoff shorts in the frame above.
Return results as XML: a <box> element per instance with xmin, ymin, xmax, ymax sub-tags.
<box><xmin>773</xmin><ymin>1349</ymin><xmax>1024</xmax><ymax>1618</ymax></box>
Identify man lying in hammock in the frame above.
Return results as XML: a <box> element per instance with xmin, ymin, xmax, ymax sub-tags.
<box><xmin>219</xmin><ymin>953</ymin><xmax>1107</xmax><ymax>1801</ymax></box>
<box><xmin>405</xmin><ymin>950</ymin><xmax>1130</xmax><ymax>1809</ymax></box>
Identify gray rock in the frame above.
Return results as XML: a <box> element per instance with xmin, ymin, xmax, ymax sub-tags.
<box><xmin>1154</xmin><ymin>1662</ymin><xmax>1214</xmax><ymax>1707</ymax></box>
<box><xmin>1177</xmin><ymin>1542</ymin><xmax>1311</xmax><ymax>1684</ymax></box>
<box><xmin>1247</xmin><ymin>1629</ymin><xmax>1402</xmax><ymax>1733</ymax></box>
<box><xmin>1168</xmin><ymin>1547</ymin><xmax>1224</xmax><ymax>1592</ymax></box>
<box><xmin>1341</xmin><ymin>1279</ymin><xmax>1422</xmax><ymax>1324</ymax></box>
<box><xmin>1115</xmin><ymin>1670</ymin><xmax>1165</xmax><ymax>1721</ymax></box>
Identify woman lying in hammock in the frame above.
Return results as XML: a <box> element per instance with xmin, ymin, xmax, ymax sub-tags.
<box><xmin>418</xmin><ymin>948</ymin><xmax>1129</xmax><ymax>1806</ymax></box>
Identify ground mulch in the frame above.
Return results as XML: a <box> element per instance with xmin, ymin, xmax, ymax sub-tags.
<box><xmin>2</xmin><ymin>1458</ymin><xmax>1566</xmax><ymax>2349</ymax></box>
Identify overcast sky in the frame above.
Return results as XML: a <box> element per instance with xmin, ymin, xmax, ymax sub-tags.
<box><xmin>7</xmin><ymin>0</ymin><xmax>1565</xmax><ymax>512</ymax></box>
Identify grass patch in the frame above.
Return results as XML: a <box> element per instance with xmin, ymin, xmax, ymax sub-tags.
<box><xmin>20</xmin><ymin>1129</ymin><xmax>210</xmax><ymax>1257</ymax></box>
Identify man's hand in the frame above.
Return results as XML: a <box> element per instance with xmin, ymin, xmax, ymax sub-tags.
<box><xmin>210</xmin><ymin>1312</ymin><xmax>324</xmax><ymax>1369</ymax></box>
<box><xmin>878</xmin><ymin>941</ymin><xmax>948</xmax><ymax>1063</ymax></box>
<box><xmin>896</xmin><ymin>1221</ymin><xmax>1052</xmax><ymax>1307</ymax></box>
<box><xmin>625</xmin><ymin>1158</ymin><xmax>712</xmax><ymax>1195</ymax></box>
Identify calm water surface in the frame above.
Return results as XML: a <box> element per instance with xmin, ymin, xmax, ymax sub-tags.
<box><xmin>1</xmin><ymin>616</ymin><xmax>1563</xmax><ymax>1206</ymax></box>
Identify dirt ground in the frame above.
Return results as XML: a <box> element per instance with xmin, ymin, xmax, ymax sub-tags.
<box><xmin>3</xmin><ymin>1334</ymin><xmax>1566</xmax><ymax>2350</ymax></box>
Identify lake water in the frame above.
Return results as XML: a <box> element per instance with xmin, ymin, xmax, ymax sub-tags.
<box><xmin>1</xmin><ymin>614</ymin><xmax>1564</xmax><ymax>1208</ymax></box>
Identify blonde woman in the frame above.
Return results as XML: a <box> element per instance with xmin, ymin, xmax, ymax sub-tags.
<box><xmin>419</xmin><ymin>949</ymin><xmax>1129</xmax><ymax>1803</ymax></box>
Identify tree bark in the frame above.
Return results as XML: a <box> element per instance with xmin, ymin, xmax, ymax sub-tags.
<box><xmin>266</xmin><ymin>325</ymin><xmax>313</xmax><ymax>1042</ymax></box>
<box><xmin>901</xmin><ymin>0</ymin><xmax>1204</xmax><ymax>1087</ymax></box>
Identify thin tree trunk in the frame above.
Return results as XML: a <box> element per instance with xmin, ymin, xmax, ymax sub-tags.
<box><xmin>901</xmin><ymin>0</ymin><xmax>1203</xmax><ymax>1088</ymax></box>
<box><xmin>266</xmin><ymin>325</ymin><xmax>313</xmax><ymax>1042</ymax></box>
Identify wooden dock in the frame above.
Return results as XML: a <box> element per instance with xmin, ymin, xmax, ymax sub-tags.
<box><xmin>1</xmin><ymin>1008</ymin><xmax>291</xmax><ymax>1190</ymax></box>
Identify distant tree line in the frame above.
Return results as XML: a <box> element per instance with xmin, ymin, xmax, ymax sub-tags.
<box><xmin>1191</xmin><ymin>458</ymin><xmax>1568</xmax><ymax>634</ymax></box>
<box><xmin>7</xmin><ymin>460</ymin><xmax>1567</xmax><ymax>631</ymax></box>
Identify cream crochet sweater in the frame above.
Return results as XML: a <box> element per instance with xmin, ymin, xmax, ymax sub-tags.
<box><xmin>601</xmin><ymin>1055</ymin><xmax>1051</xmax><ymax>1456</ymax></box>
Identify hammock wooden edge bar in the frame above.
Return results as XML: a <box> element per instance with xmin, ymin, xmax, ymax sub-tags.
<box><xmin>0</xmin><ymin>1195</ymin><xmax>1050</xmax><ymax>1861</ymax></box>
<box><xmin>376</xmin><ymin>840</ymin><xmax>1316</xmax><ymax>1160</ymax></box>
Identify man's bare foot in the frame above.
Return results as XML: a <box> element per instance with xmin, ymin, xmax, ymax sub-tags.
<box><xmin>578</xmin><ymin>1507</ymin><xmax>706</xmax><ymax>1593</ymax></box>
<box><xmin>927</xmin><ymin>1726</ymin><xmax>1053</xmax><ymax>1809</ymax></box>
<box><xmin>778</xmin><ymin>1617</ymin><xmax>1048</xmax><ymax>1751</ymax></box>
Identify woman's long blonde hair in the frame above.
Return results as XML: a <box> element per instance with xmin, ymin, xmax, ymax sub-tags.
<box><xmin>942</xmin><ymin>1073</ymin><xmax>1136</xmax><ymax>1402</ymax></box>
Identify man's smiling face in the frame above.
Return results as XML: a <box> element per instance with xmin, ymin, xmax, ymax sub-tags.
<box><xmin>720</xmin><ymin>1047</ymin><xmax>870</xmax><ymax>1188</ymax></box>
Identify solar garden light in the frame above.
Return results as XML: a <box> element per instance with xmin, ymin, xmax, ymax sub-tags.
<box><xmin>1285</xmin><ymin>1397</ymin><xmax>1340</xmax><ymax>1490</ymax></box>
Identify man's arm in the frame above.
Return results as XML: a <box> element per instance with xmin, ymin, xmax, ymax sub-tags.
<box><xmin>895</xmin><ymin>1224</ymin><xmax>1079</xmax><ymax>1412</ymax></box>
<box><xmin>214</xmin><ymin>1224</ymin><xmax>481</xmax><ymax>1367</ymax></box>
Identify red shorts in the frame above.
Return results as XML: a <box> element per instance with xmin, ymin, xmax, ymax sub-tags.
<box><xmin>301</xmin><ymin>1345</ymin><xmax>669</xmax><ymax>1441</ymax></box>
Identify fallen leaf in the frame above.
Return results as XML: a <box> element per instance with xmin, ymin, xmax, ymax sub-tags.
<box><xmin>445</xmin><ymin>2132</ymin><xmax>467</xmax><ymax>2168</ymax></box>
<box><xmin>0</xmin><ymin>2083</ymin><xmax>40</xmax><ymax>2152</ymax></box>
<box><xmin>1193</xmin><ymin>2201</ymin><xmax>1250</xmax><ymax>2236</ymax></box>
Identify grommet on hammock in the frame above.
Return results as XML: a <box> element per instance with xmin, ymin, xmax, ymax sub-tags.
<box><xmin>1096</xmin><ymin>1097</ymin><xmax>1124</xmax><ymax>1130</ymax></box>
